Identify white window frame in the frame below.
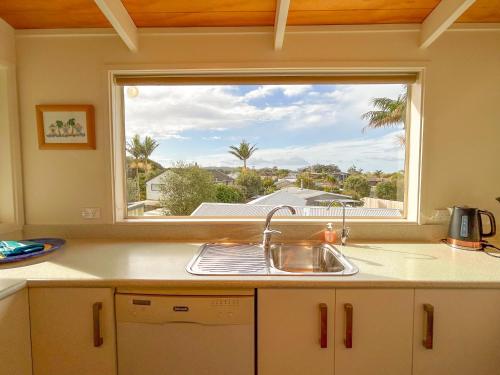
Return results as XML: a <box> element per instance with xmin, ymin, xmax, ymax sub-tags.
<box><xmin>109</xmin><ymin>68</ymin><xmax>424</xmax><ymax>224</ymax></box>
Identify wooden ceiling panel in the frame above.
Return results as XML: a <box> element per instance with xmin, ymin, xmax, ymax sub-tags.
<box><xmin>290</xmin><ymin>0</ymin><xmax>441</xmax><ymax>11</ymax></box>
<box><xmin>122</xmin><ymin>0</ymin><xmax>276</xmax><ymax>13</ymax></box>
<box><xmin>129</xmin><ymin>11</ymin><xmax>275</xmax><ymax>27</ymax></box>
<box><xmin>0</xmin><ymin>0</ymin><xmax>110</xmax><ymax>29</ymax></box>
<box><xmin>288</xmin><ymin>9</ymin><xmax>434</xmax><ymax>25</ymax></box>
<box><xmin>457</xmin><ymin>0</ymin><xmax>500</xmax><ymax>22</ymax></box>
<box><xmin>0</xmin><ymin>0</ymin><xmax>498</xmax><ymax>29</ymax></box>
<box><xmin>122</xmin><ymin>0</ymin><xmax>276</xmax><ymax>27</ymax></box>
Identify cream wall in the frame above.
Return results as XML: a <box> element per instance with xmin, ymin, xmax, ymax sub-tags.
<box><xmin>15</xmin><ymin>27</ymin><xmax>500</xmax><ymax>240</ymax></box>
<box><xmin>0</xmin><ymin>19</ymin><xmax>23</xmax><ymax>236</ymax></box>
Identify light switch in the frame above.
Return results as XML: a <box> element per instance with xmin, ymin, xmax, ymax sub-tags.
<box><xmin>81</xmin><ymin>207</ymin><xmax>101</xmax><ymax>219</ymax></box>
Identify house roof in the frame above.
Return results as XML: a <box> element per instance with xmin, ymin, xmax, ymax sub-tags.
<box><xmin>191</xmin><ymin>203</ymin><xmax>402</xmax><ymax>218</ymax></box>
<box><xmin>146</xmin><ymin>169</ymin><xmax>233</xmax><ymax>185</ymax></box>
<box><xmin>207</xmin><ymin>169</ymin><xmax>234</xmax><ymax>182</ymax></box>
<box><xmin>248</xmin><ymin>187</ymin><xmax>352</xmax><ymax>206</ymax></box>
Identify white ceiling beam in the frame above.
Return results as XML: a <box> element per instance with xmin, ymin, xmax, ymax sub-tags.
<box><xmin>94</xmin><ymin>0</ymin><xmax>138</xmax><ymax>52</ymax></box>
<box><xmin>420</xmin><ymin>0</ymin><xmax>476</xmax><ymax>48</ymax></box>
<box><xmin>274</xmin><ymin>0</ymin><xmax>291</xmax><ymax>50</ymax></box>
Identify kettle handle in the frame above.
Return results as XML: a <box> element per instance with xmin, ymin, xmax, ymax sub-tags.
<box><xmin>479</xmin><ymin>210</ymin><xmax>496</xmax><ymax>238</ymax></box>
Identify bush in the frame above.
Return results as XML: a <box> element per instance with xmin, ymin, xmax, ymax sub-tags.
<box><xmin>344</xmin><ymin>175</ymin><xmax>370</xmax><ymax>198</ymax></box>
<box><xmin>159</xmin><ymin>163</ymin><xmax>216</xmax><ymax>215</ymax></box>
<box><xmin>215</xmin><ymin>184</ymin><xmax>245</xmax><ymax>203</ymax></box>
<box><xmin>236</xmin><ymin>170</ymin><xmax>263</xmax><ymax>199</ymax></box>
<box><xmin>375</xmin><ymin>180</ymin><xmax>397</xmax><ymax>200</ymax></box>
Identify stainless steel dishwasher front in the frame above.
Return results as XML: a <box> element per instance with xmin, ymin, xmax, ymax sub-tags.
<box><xmin>115</xmin><ymin>292</ymin><xmax>255</xmax><ymax>375</ymax></box>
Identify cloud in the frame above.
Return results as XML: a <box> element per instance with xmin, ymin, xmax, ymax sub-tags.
<box><xmin>124</xmin><ymin>85</ymin><xmax>341</xmax><ymax>138</ymax></box>
<box><xmin>243</xmin><ymin>85</ymin><xmax>312</xmax><ymax>100</ymax></box>
<box><xmin>182</xmin><ymin>131</ymin><xmax>405</xmax><ymax>171</ymax></box>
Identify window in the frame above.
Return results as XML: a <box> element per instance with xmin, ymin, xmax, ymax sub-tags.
<box><xmin>114</xmin><ymin>72</ymin><xmax>422</xmax><ymax>221</ymax></box>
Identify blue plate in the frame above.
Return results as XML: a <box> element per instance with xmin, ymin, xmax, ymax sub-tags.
<box><xmin>0</xmin><ymin>238</ymin><xmax>65</xmax><ymax>264</ymax></box>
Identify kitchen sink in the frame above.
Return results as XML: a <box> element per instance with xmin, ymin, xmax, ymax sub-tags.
<box><xmin>186</xmin><ymin>242</ymin><xmax>358</xmax><ymax>276</ymax></box>
<box><xmin>268</xmin><ymin>243</ymin><xmax>358</xmax><ymax>275</ymax></box>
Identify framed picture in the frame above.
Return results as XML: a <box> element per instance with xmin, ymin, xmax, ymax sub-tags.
<box><xmin>36</xmin><ymin>105</ymin><xmax>95</xmax><ymax>150</ymax></box>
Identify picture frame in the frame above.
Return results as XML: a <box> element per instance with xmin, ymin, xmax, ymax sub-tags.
<box><xmin>36</xmin><ymin>104</ymin><xmax>95</xmax><ymax>150</ymax></box>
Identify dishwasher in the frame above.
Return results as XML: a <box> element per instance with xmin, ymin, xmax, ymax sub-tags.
<box><xmin>115</xmin><ymin>290</ymin><xmax>255</xmax><ymax>375</ymax></box>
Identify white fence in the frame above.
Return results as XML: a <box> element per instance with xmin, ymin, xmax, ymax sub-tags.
<box><xmin>362</xmin><ymin>197</ymin><xmax>404</xmax><ymax>210</ymax></box>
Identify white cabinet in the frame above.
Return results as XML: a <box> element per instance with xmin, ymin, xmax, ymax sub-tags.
<box><xmin>0</xmin><ymin>288</ymin><xmax>32</xmax><ymax>375</ymax></box>
<box><xmin>334</xmin><ymin>289</ymin><xmax>414</xmax><ymax>375</ymax></box>
<box><xmin>258</xmin><ymin>289</ymin><xmax>335</xmax><ymax>375</ymax></box>
<box><xmin>413</xmin><ymin>289</ymin><xmax>500</xmax><ymax>375</ymax></box>
<box><xmin>30</xmin><ymin>288</ymin><xmax>117</xmax><ymax>375</ymax></box>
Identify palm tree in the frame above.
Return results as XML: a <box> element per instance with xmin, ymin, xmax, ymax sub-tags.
<box><xmin>126</xmin><ymin>134</ymin><xmax>143</xmax><ymax>201</ymax></box>
<box><xmin>141</xmin><ymin>136</ymin><xmax>159</xmax><ymax>176</ymax></box>
<box><xmin>361</xmin><ymin>92</ymin><xmax>408</xmax><ymax>145</ymax></box>
<box><xmin>228</xmin><ymin>140</ymin><xmax>258</xmax><ymax>170</ymax></box>
<box><xmin>67</xmin><ymin>118</ymin><xmax>76</xmax><ymax>135</ymax></box>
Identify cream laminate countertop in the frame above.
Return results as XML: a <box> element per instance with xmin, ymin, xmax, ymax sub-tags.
<box><xmin>0</xmin><ymin>240</ymin><xmax>499</xmax><ymax>292</ymax></box>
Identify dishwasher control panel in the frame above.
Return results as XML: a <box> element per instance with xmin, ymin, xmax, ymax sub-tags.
<box><xmin>116</xmin><ymin>294</ymin><xmax>254</xmax><ymax>325</ymax></box>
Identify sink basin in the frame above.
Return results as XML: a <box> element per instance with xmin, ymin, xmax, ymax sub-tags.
<box><xmin>186</xmin><ymin>242</ymin><xmax>358</xmax><ymax>276</ymax></box>
<box><xmin>268</xmin><ymin>243</ymin><xmax>358</xmax><ymax>276</ymax></box>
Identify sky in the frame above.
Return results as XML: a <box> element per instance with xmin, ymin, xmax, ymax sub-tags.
<box><xmin>124</xmin><ymin>84</ymin><xmax>406</xmax><ymax>172</ymax></box>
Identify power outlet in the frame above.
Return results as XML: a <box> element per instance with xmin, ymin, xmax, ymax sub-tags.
<box><xmin>427</xmin><ymin>208</ymin><xmax>451</xmax><ymax>224</ymax></box>
<box><xmin>81</xmin><ymin>207</ymin><xmax>101</xmax><ymax>219</ymax></box>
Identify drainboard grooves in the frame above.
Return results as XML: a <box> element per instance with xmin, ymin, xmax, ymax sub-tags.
<box><xmin>188</xmin><ymin>243</ymin><xmax>267</xmax><ymax>275</ymax></box>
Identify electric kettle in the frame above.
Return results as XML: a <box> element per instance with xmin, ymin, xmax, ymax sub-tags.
<box><xmin>447</xmin><ymin>206</ymin><xmax>496</xmax><ymax>250</ymax></box>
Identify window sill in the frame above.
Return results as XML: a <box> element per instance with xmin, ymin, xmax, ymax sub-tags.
<box><xmin>117</xmin><ymin>217</ymin><xmax>417</xmax><ymax>225</ymax></box>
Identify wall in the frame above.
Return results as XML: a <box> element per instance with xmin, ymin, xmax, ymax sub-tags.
<box><xmin>15</xmin><ymin>27</ymin><xmax>500</xmax><ymax>241</ymax></box>
<box><xmin>0</xmin><ymin>19</ymin><xmax>22</xmax><ymax>237</ymax></box>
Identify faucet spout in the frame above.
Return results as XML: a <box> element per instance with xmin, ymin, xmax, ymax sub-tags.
<box><xmin>326</xmin><ymin>199</ymin><xmax>358</xmax><ymax>246</ymax></box>
<box><xmin>262</xmin><ymin>205</ymin><xmax>296</xmax><ymax>252</ymax></box>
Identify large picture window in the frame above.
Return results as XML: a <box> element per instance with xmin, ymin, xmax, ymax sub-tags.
<box><xmin>116</xmin><ymin>74</ymin><xmax>419</xmax><ymax>220</ymax></box>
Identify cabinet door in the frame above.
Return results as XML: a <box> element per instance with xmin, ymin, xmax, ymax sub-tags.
<box><xmin>30</xmin><ymin>288</ymin><xmax>117</xmax><ymax>375</ymax></box>
<box><xmin>258</xmin><ymin>288</ymin><xmax>335</xmax><ymax>375</ymax></box>
<box><xmin>413</xmin><ymin>289</ymin><xmax>500</xmax><ymax>375</ymax></box>
<box><xmin>334</xmin><ymin>289</ymin><xmax>413</xmax><ymax>375</ymax></box>
<box><xmin>0</xmin><ymin>288</ymin><xmax>32</xmax><ymax>375</ymax></box>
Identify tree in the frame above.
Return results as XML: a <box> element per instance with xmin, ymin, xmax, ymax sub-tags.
<box><xmin>361</xmin><ymin>91</ymin><xmax>408</xmax><ymax>146</ymax></box>
<box><xmin>277</xmin><ymin>169</ymin><xmax>290</xmax><ymax>179</ymax></box>
<box><xmin>262</xmin><ymin>177</ymin><xmax>277</xmax><ymax>195</ymax></box>
<box><xmin>303</xmin><ymin>164</ymin><xmax>341</xmax><ymax>174</ymax></box>
<box><xmin>236</xmin><ymin>170</ymin><xmax>263</xmax><ymax>199</ymax></box>
<box><xmin>159</xmin><ymin>164</ymin><xmax>216</xmax><ymax>215</ymax></box>
<box><xmin>344</xmin><ymin>175</ymin><xmax>370</xmax><ymax>199</ymax></box>
<box><xmin>141</xmin><ymin>136</ymin><xmax>159</xmax><ymax>175</ymax></box>
<box><xmin>347</xmin><ymin>165</ymin><xmax>363</xmax><ymax>175</ymax></box>
<box><xmin>324</xmin><ymin>175</ymin><xmax>337</xmax><ymax>190</ymax></box>
<box><xmin>126</xmin><ymin>134</ymin><xmax>143</xmax><ymax>201</ymax></box>
<box><xmin>375</xmin><ymin>180</ymin><xmax>397</xmax><ymax>200</ymax></box>
<box><xmin>295</xmin><ymin>172</ymin><xmax>318</xmax><ymax>190</ymax></box>
<box><xmin>361</xmin><ymin>92</ymin><xmax>407</xmax><ymax>131</ymax></box>
<box><xmin>215</xmin><ymin>184</ymin><xmax>244</xmax><ymax>203</ymax></box>
<box><xmin>373</xmin><ymin>170</ymin><xmax>383</xmax><ymax>178</ymax></box>
<box><xmin>228</xmin><ymin>140</ymin><xmax>258</xmax><ymax>170</ymax></box>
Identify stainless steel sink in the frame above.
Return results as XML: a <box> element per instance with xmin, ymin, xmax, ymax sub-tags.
<box><xmin>186</xmin><ymin>242</ymin><xmax>358</xmax><ymax>276</ymax></box>
<box><xmin>268</xmin><ymin>243</ymin><xmax>358</xmax><ymax>275</ymax></box>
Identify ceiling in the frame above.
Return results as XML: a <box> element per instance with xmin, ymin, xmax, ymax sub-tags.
<box><xmin>0</xmin><ymin>0</ymin><xmax>499</xmax><ymax>29</ymax></box>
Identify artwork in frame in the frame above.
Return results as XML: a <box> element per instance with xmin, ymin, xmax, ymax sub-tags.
<box><xmin>36</xmin><ymin>104</ymin><xmax>95</xmax><ymax>150</ymax></box>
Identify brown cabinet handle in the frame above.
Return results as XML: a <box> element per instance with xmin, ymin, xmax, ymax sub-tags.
<box><xmin>319</xmin><ymin>303</ymin><xmax>328</xmax><ymax>348</ymax></box>
<box><xmin>423</xmin><ymin>304</ymin><xmax>434</xmax><ymax>349</ymax></box>
<box><xmin>344</xmin><ymin>303</ymin><xmax>353</xmax><ymax>349</ymax></box>
<box><xmin>93</xmin><ymin>302</ymin><xmax>104</xmax><ymax>347</ymax></box>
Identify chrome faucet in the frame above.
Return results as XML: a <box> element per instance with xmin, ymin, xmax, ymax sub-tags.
<box><xmin>327</xmin><ymin>199</ymin><xmax>356</xmax><ymax>246</ymax></box>
<box><xmin>262</xmin><ymin>205</ymin><xmax>297</xmax><ymax>252</ymax></box>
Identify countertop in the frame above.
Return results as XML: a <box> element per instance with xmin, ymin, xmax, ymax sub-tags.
<box><xmin>0</xmin><ymin>239</ymin><xmax>499</xmax><ymax>298</ymax></box>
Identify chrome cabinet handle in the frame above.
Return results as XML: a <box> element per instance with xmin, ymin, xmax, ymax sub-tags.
<box><xmin>423</xmin><ymin>304</ymin><xmax>434</xmax><ymax>349</ymax></box>
<box><xmin>344</xmin><ymin>303</ymin><xmax>353</xmax><ymax>349</ymax></box>
<box><xmin>93</xmin><ymin>302</ymin><xmax>104</xmax><ymax>347</ymax></box>
<box><xmin>319</xmin><ymin>303</ymin><xmax>328</xmax><ymax>348</ymax></box>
